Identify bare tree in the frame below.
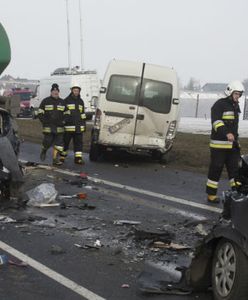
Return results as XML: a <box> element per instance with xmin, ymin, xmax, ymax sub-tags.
<box><xmin>185</xmin><ymin>77</ymin><xmax>201</xmax><ymax>91</ymax></box>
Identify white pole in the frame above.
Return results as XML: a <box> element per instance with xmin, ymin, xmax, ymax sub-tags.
<box><xmin>66</xmin><ymin>0</ymin><xmax>72</xmax><ymax>71</ymax></box>
<box><xmin>79</xmin><ymin>0</ymin><xmax>84</xmax><ymax>71</ymax></box>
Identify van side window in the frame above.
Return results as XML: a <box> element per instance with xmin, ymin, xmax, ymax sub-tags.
<box><xmin>106</xmin><ymin>75</ymin><xmax>140</xmax><ymax>104</ymax></box>
<box><xmin>141</xmin><ymin>80</ymin><xmax>172</xmax><ymax>114</ymax></box>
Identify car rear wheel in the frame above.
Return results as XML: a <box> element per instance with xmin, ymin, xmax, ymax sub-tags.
<box><xmin>160</xmin><ymin>152</ymin><xmax>171</xmax><ymax>164</ymax></box>
<box><xmin>212</xmin><ymin>239</ymin><xmax>248</xmax><ymax>300</ymax></box>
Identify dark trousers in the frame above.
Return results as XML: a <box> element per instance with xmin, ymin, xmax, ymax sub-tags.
<box><xmin>63</xmin><ymin>132</ymin><xmax>83</xmax><ymax>158</ymax></box>
<box><xmin>206</xmin><ymin>148</ymin><xmax>240</xmax><ymax>195</ymax></box>
<box><xmin>42</xmin><ymin>133</ymin><xmax>64</xmax><ymax>153</ymax></box>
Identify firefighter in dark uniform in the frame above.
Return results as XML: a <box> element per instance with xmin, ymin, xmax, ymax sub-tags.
<box><xmin>60</xmin><ymin>83</ymin><xmax>86</xmax><ymax>165</ymax></box>
<box><xmin>206</xmin><ymin>81</ymin><xmax>245</xmax><ymax>203</ymax></box>
<box><xmin>38</xmin><ymin>83</ymin><xmax>65</xmax><ymax>166</ymax></box>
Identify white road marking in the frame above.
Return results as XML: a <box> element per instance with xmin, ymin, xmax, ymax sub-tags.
<box><xmin>20</xmin><ymin>160</ymin><xmax>221</xmax><ymax>214</ymax></box>
<box><xmin>0</xmin><ymin>240</ymin><xmax>106</xmax><ymax>300</ymax></box>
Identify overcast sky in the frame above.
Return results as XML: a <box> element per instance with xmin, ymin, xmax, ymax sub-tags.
<box><xmin>1</xmin><ymin>0</ymin><xmax>248</xmax><ymax>85</ymax></box>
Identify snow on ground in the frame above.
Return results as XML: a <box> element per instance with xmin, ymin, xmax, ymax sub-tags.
<box><xmin>178</xmin><ymin>117</ymin><xmax>248</xmax><ymax>137</ymax></box>
<box><xmin>179</xmin><ymin>91</ymin><xmax>247</xmax><ymax>119</ymax></box>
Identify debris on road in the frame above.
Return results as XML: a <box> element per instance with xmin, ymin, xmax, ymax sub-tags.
<box><xmin>8</xmin><ymin>259</ymin><xmax>28</xmax><ymax>267</ymax></box>
<box><xmin>24</xmin><ymin>161</ymin><xmax>39</xmax><ymax>167</ymax></box>
<box><xmin>94</xmin><ymin>240</ymin><xmax>102</xmax><ymax>248</ymax></box>
<box><xmin>134</xmin><ymin>228</ymin><xmax>175</xmax><ymax>243</ymax></box>
<box><xmin>79</xmin><ymin>172</ymin><xmax>88</xmax><ymax>179</ymax></box>
<box><xmin>121</xmin><ymin>284</ymin><xmax>130</xmax><ymax>288</ymax></box>
<box><xmin>26</xmin><ymin>183</ymin><xmax>58</xmax><ymax>207</ymax></box>
<box><xmin>151</xmin><ymin>241</ymin><xmax>190</xmax><ymax>250</ymax></box>
<box><xmin>114</xmin><ymin>220</ymin><xmax>141</xmax><ymax>226</ymax></box>
<box><xmin>62</xmin><ymin>203</ymin><xmax>96</xmax><ymax>210</ymax></box>
<box><xmin>59</xmin><ymin>192</ymin><xmax>87</xmax><ymax>200</ymax></box>
<box><xmin>0</xmin><ymin>255</ymin><xmax>28</xmax><ymax>267</ymax></box>
<box><xmin>194</xmin><ymin>224</ymin><xmax>208</xmax><ymax>236</ymax></box>
<box><xmin>74</xmin><ymin>240</ymin><xmax>103</xmax><ymax>250</ymax></box>
<box><xmin>50</xmin><ymin>245</ymin><xmax>66</xmax><ymax>255</ymax></box>
<box><xmin>38</xmin><ymin>203</ymin><xmax>60</xmax><ymax>208</ymax></box>
<box><xmin>137</xmin><ymin>270</ymin><xmax>192</xmax><ymax>295</ymax></box>
<box><xmin>33</xmin><ymin>217</ymin><xmax>56</xmax><ymax>228</ymax></box>
<box><xmin>0</xmin><ymin>215</ymin><xmax>16</xmax><ymax>223</ymax></box>
<box><xmin>0</xmin><ymin>254</ymin><xmax>8</xmax><ymax>265</ymax></box>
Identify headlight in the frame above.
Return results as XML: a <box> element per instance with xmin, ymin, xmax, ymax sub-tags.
<box><xmin>166</xmin><ymin>120</ymin><xmax>177</xmax><ymax>139</ymax></box>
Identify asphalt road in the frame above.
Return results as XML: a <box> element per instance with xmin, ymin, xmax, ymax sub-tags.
<box><xmin>0</xmin><ymin>141</ymin><xmax>230</xmax><ymax>300</ymax></box>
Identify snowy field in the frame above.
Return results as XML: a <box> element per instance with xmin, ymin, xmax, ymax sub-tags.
<box><xmin>178</xmin><ymin>117</ymin><xmax>248</xmax><ymax>137</ymax></box>
<box><xmin>179</xmin><ymin>91</ymin><xmax>247</xmax><ymax>119</ymax></box>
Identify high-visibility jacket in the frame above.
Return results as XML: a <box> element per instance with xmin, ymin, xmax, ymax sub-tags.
<box><xmin>64</xmin><ymin>94</ymin><xmax>86</xmax><ymax>133</ymax></box>
<box><xmin>210</xmin><ymin>96</ymin><xmax>240</xmax><ymax>149</ymax></box>
<box><xmin>38</xmin><ymin>96</ymin><xmax>65</xmax><ymax>134</ymax></box>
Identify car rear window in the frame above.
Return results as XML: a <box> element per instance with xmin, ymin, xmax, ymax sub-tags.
<box><xmin>141</xmin><ymin>79</ymin><xmax>172</xmax><ymax>114</ymax></box>
<box><xmin>106</xmin><ymin>75</ymin><xmax>140</xmax><ymax>104</ymax></box>
<box><xmin>106</xmin><ymin>75</ymin><xmax>173</xmax><ymax>114</ymax></box>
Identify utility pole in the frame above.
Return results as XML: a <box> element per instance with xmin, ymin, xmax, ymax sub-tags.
<box><xmin>195</xmin><ymin>93</ymin><xmax>199</xmax><ymax>118</ymax></box>
<box><xmin>79</xmin><ymin>0</ymin><xmax>84</xmax><ymax>71</ymax></box>
<box><xmin>66</xmin><ymin>0</ymin><xmax>72</xmax><ymax>71</ymax></box>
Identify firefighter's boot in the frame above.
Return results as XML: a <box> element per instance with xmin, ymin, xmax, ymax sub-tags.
<box><xmin>53</xmin><ymin>148</ymin><xmax>63</xmax><ymax>166</ymax></box>
<box><xmin>207</xmin><ymin>195</ymin><xmax>220</xmax><ymax>203</ymax></box>
<box><xmin>74</xmin><ymin>156</ymin><xmax>85</xmax><ymax>165</ymax></box>
<box><xmin>60</xmin><ymin>151</ymin><xmax>67</xmax><ymax>163</ymax></box>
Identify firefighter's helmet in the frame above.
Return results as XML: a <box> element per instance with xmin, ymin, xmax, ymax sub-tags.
<box><xmin>225</xmin><ymin>80</ymin><xmax>244</xmax><ymax>96</ymax></box>
<box><xmin>71</xmin><ymin>82</ymin><xmax>81</xmax><ymax>90</ymax></box>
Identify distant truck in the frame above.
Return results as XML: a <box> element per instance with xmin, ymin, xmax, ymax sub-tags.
<box><xmin>90</xmin><ymin>59</ymin><xmax>180</xmax><ymax>162</ymax></box>
<box><xmin>30</xmin><ymin>70</ymin><xmax>100</xmax><ymax>119</ymax></box>
<box><xmin>4</xmin><ymin>88</ymin><xmax>33</xmax><ymax>117</ymax></box>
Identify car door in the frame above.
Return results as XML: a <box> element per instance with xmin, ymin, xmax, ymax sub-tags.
<box><xmin>133</xmin><ymin>64</ymin><xmax>174</xmax><ymax>149</ymax></box>
<box><xmin>99</xmin><ymin>61</ymin><xmax>143</xmax><ymax>146</ymax></box>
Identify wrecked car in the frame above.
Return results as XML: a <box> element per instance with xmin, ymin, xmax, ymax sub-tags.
<box><xmin>0</xmin><ymin>108</ymin><xmax>23</xmax><ymax>200</ymax></box>
<box><xmin>0</xmin><ymin>24</ymin><xmax>23</xmax><ymax>201</ymax></box>
<box><xmin>90</xmin><ymin>59</ymin><xmax>180</xmax><ymax>163</ymax></box>
<box><xmin>138</xmin><ymin>155</ymin><xmax>248</xmax><ymax>300</ymax></box>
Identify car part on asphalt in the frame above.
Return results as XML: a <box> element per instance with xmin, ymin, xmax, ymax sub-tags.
<box><xmin>26</xmin><ymin>183</ymin><xmax>58</xmax><ymax>207</ymax></box>
<box><xmin>134</xmin><ymin>228</ymin><xmax>175</xmax><ymax>244</ymax></box>
<box><xmin>114</xmin><ymin>220</ymin><xmax>141</xmax><ymax>226</ymax></box>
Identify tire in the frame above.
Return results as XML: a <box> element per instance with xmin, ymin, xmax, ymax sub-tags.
<box><xmin>89</xmin><ymin>142</ymin><xmax>100</xmax><ymax>162</ymax></box>
<box><xmin>151</xmin><ymin>150</ymin><xmax>161</xmax><ymax>161</ymax></box>
<box><xmin>212</xmin><ymin>239</ymin><xmax>248</xmax><ymax>300</ymax></box>
<box><xmin>160</xmin><ymin>152</ymin><xmax>171</xmax><ymax>164</ymax></box>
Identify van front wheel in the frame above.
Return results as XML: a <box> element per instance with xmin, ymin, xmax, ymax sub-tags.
<box><xmin>89</xmin><ymin>142</ymin><xmax>100</xmax><ymax>162</ymax></box>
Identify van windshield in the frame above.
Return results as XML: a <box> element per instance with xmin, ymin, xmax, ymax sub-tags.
<box><xmin>106</xmin><ymin>75</ymin><xmax>140</xmax><ymax>104</ymax></box>
<box><xmin>141</xmin><ymin>80</ymin><xmax>172</xmax><ymax>114</ymax></box>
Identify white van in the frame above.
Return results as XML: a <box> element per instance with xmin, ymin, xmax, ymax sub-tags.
<box><xmin>90</xmin><ymin>60</ymin><xmax>180</xmax><ymax>162</ymax></box>
<box><xmin>30</xmin><ymin>71</ymin><xmax>100</xmax><ymax>119</ymax></box>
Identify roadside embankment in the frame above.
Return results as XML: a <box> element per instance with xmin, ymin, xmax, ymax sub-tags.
<box><xmin>16</xmin><ymin>119</ymin><xmax>248</xmax><ymax>173</ymax></box>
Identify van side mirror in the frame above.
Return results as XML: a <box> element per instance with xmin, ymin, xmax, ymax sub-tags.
<box><xmin>100</xmin><ymin>87</ymin><xmax>106</xmax><ymax>94</ymax></box>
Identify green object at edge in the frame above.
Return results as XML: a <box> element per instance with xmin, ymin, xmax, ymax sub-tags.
<box><xmin>0</xmin><ymin>23</ymin><xmax>11</xmax><ymax>76</ymax></box>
